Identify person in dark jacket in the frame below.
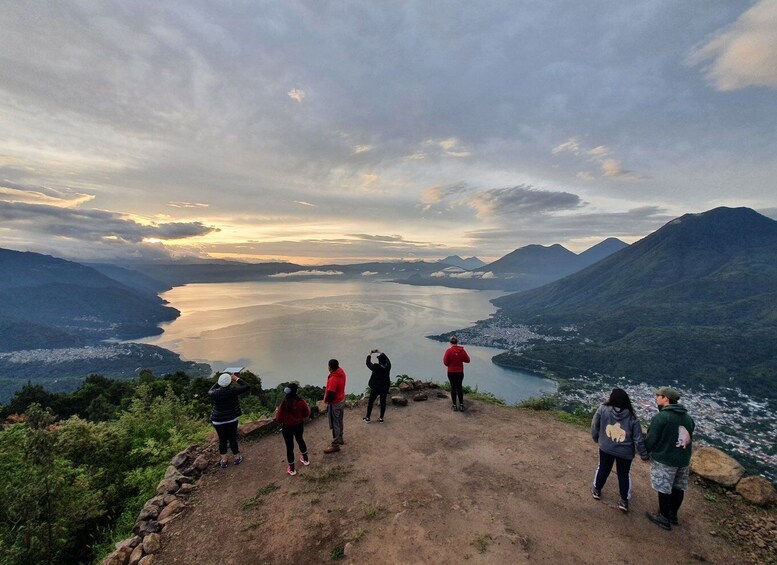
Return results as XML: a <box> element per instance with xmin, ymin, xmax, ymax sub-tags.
<box><xmin>443</xmin><ymin>336</ymin><xmax>470</xmax><ymax>412</ymax></box>
<box><xmin>363</xmin><ymin>349</ymin><xmax>391</xmax><ymax>423</ymax></box>
<box><xmin>208</xmin><ymin>372</ymin><xmax>250</xmax><ymax>469</ymax></box>
<box><xmin>644</xmin><ymin>386</ymin><xmax>695</xmax><ymax>530</ymax></box>
<box><xmin>274</xmin><ymin>382</ymin><xmax>311</xmax><ymax>476</ymax></box>
<box><xmin>590</xmin><ymin>388</ymin><xmax>649</xmax><ymax>512</ymax></box>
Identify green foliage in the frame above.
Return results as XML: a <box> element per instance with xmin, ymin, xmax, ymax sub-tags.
<box><xmin>517</xmin><ymin>395</ymin><xmax>558</xmax><ymax>411</ymax></box>
<box><xmin>331</xmin><ymin>545</ymin><xmax>345</xmax><ymax>560</ymax></box>
<box><xmin>392</xmin><ymin>374</ymin><xmax>415</xmax><ymax>386</ymax></box>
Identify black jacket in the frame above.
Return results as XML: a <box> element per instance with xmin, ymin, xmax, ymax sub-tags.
<box><xmin>366</xmin><ymin>354</ymin><xmax>391</xmax><ymax>394</ymax></box>
<box><xmin>208</xmin><ymin>379</ymin><xmax>249</xmax><ymax>422</ymax></box>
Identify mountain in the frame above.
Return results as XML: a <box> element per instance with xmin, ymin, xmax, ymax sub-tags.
<box><xmin>491</xmin><ymin>207</ymin><xmax>777</xmax><ymax>400</ymax></box>
<box><xmin>439</xmin><ymin>255</ymin><xmax>486</xmax><ymax>270</ymax></box>
<box><xmin>86</xmin><ymin>263</ymin><xmax>173</xmax><ymax>298</ymax></box>
<box><xmin>0</xmin><ymin>248</ymin><xmax>178</xmax><ymax>344</ymax></box>
<box><xmin>576</xmin><ymin>237</ymin><xmax>628</xmax><ymax>269</ymax></box>
<box><xmin>477</xmin><ymin>243</ymin><xmax>579</xmax><ymax>276</ymax></box>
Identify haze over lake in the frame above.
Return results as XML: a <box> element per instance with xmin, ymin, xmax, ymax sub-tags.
<box><xmin>137</xmin><ymin>279</ymin><xmax>555</xmax><ymax>403</ymax></box>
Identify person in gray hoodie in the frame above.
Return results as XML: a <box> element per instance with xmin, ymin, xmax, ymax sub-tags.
<box><xmin>590</xmin><ymin>388</ymin><xmax>649</xmax><ymax>512</ymax></box>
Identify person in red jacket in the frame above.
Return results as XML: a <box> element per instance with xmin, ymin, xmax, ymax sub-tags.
<box><xmin>323</xmin><ymin>358</ymin><xmax>347</xmax><ymax>453</ymax></box>
<box><xmin>443</xmin><ymin>336</ymin><xmax>470</xmax><ymax>412</ymax></box>
<box><xmin>274</xmin><ymin>382</ymin><xmax>311</xmax><ymax>476</ymax></box>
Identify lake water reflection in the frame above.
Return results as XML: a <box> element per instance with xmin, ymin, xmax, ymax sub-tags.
<box><xmin>137</xmin><ymin>279</ymin><xmax>556</xmax><ymax>404</ymax></box>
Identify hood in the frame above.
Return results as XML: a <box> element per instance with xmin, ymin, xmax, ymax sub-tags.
<box><xmin>608</xmin><ymin>406</ymin><xmax>631</xmax><ymax>421</ymax></box>
<box><xmin>329</xmin><ymin>367</ymin><xmax>346</xmax><ymax>379</ymax></box>
<box><xmin>659</xmin><ymin>403</ymin><xmax>687</xmax><ymax>415</ymax></box>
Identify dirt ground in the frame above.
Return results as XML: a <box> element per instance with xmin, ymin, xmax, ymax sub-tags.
<box><xmin>154</xmin><ymin>393</ymin><xmax>755</xmax><ymax>565</ymax></box>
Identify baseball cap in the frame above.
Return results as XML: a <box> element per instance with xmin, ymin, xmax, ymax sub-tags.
<box><xmin>655</xmin><ymin>386</ymin><xmax>680</xmax><ymax>402</ymax></box>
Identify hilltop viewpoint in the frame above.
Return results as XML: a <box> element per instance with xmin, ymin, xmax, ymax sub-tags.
<box><xmin>149</xmin><ymin>393</ymin><xmax>774</xmax><ymax>565</ymax></box>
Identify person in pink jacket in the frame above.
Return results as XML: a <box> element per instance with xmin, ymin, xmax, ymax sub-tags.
<box><xmin>274</xmin><ymin>382</ymin><xmax>311</xmax><ymax>476</ymax></box>
<box><xmin>443</xmin><ymin>336</ymin><xmax>471</xmax><ymax>412</ymax></box>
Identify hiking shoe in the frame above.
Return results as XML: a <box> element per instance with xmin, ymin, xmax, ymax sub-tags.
<box><xmin>300</xmin><ymin>456</ymin><xmax>310</xmax><ymax>466</ymax></box>
<box><xmin>378</xmin><ymin>417</ymin><xmax>384</xmax><ymax>423</ymax></box>
<box><xmin>459</xmin><ymin>404</ymin><xmax>465</xmax><ymax>412</ymax></box>
<box><xmin>363</xmin><ymin>417</ymin><xmax>370</xmax><ymax>423</ymax></box>
<box><xmin>324</xmin><ymin>445</ymin><xmax>340</xmax><ymax>454</ymax></box>
<box><xmin>618</xmin><ymin>499</ymin><xmax>629</xmax><ymax>513</ymax></box>
<box><xmin>591</xmin><ymin>486</ymin><xmax>601</xmax><ymax>500</ymax></box>
<box><xmin>645</xmin><ymin>512</ymin><xmax>672</xmax><ymax>531</ymax></box>
<box><xmin>452</xmin><ymin>404</ymin><xmax>458</xmax><ymax>411</ymax></box>
<box><xmin>287</xmin><ymin>465</ymin><xmax>297</xmax><ymax>476</ymax></box>
<box><xmin>219</xmin><ymin>460</ymin><xmax>228</xmax><ymax>469</ymax></box>
<box><xmin>669</xmin><ymin>515</ymin><xmax>679</xmax><ymax>526</ymax></box>
<box><xmin>334</xmin><ymin>437</ymin><xmax>345</xmax><ymax>445</ymax></box>
<box><xmin>233</xmin><ymin>455</ymin><xmax>243</xmax><ymax>465</ymax></box>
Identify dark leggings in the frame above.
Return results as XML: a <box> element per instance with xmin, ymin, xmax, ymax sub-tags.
<box><xmin>366</xmin><ymin>390</ymin><xmax>387</xmax><ymax>419</ymax></box>
<box><xmin>658</xmin><ymin>489</ymin><xmax>685</xmax><ymax>519</ymax></box>
<box><xmin>594</xmin><ymin>449</ymin><xmax>633</xmax><ymax>501</ymax></box>
<box><xmin>214</xmin><ymin>420</ymin><xmax>239</xmax><ymax>456</ymax></box>
<box><xmin>282</xmin><ymin>423</ymin><xmax>308</xmax><ymax>465</ymax></box>
<box><xmin>448</xmin><ymin>372</ymin><xmax>464</xmax><ymax>405</ymax></box>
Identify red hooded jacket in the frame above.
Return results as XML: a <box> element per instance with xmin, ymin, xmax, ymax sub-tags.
<box><xmin>443</xmin><ymin>345</ymin><xmax>471</xmax><ymax>373</ymax></box>
<box><xmin>274</xmin><ymin>397</ymin><xmax>311</xmax><ymax>426</ymax></box>
<box><xmin>324</xmin><ymin>367</ymin><xmax>347</xmax><ymax>404</ymax></box>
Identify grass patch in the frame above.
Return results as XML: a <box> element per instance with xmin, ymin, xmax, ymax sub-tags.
<box><xmin>554</xmin><ymin>407</ymin><xmax>594</xmax><ymax>428</ymax></box>
<box><xmin>331</xmin><ymin>545</ymin><xmax>345</xmax><ymax>560</ymax></box>
<box><xmin>301</xmin><ymin>465</ymin><xmax>351</xmax><ymax>486</ymax></box>
<box><xmin>364</xmin><ymin>504</ymin><xmax>386</xmax><ymax>521</ymax></box>
<box><xmin>472</xmin><ymin>534</ymin><xmax>491</xmax><ymax>554</ymax></box>
<box><xmin>241</xmin><ymin>483</ymin><xmax>279</xmax><ymax>510</ymax></box>
<box><xmin>517</xmin><ymin>395</ymin><xmax>558</xmax><ymax>410</ymax></box>
<box><xmin>704</xmin><ymin>492</ymin><xmax>718</xmax><ymax>502</ymax></box>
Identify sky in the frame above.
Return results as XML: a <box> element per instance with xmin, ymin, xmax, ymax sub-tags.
<box><xmin>1</xmin><ymin>1</ymin><xmax>776</xmax><ymax>265</ymax></box>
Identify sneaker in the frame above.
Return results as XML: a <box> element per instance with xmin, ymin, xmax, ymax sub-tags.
<box><xmin>645</xmin><ymin>512</ymin><xmax>672</xmax><ymax>531</ymax></box>
<box><xmin>669</xmin><ymin>515</ymin><xmax>679</xmax><ymax>526</ymax></box>
<box><xmin>287</xmin><ymin>465</ymin><xmax>297</xmax><ymax>476</ymax></box>
<box><xmin>452</xmin><ymin>404</ymin><xmax>458</xmax><ymax>411</ymax></box>
<box><xmin>363</xmin><ymin>417</ymin><xmax>370</xmax><ymax>423</ymax></box>
<box><xmin>591</xmin><ymin>486</ymin><xmax>601</xmax><ymax>500</ymax></box>
<box><xmin>233</xmin><ymin>455</ymin><xmax>243</xmax><ymax>465</ymax></box>
<box><xmin>378</xmin><ymin>417</ymin><xmax>384</xmax><ymax>423</ymax></box>
<box><xmin>618</xmin><ymin>499</ymin><xmax>629</xmax><ymax>513</ymax></box>
<box><xmin>323</xmin><ymin>445</ymin><xmax>340</xmax><ymax>454</ymax></box>
<box><xmin>219</xmin><ymin>460</ymin><xmax>228</xmax><ymax>469</ymax></box>
<box><xmin>299</xmin><ymin>456</ymin><xmax>310</xmax><ymax>466</ymax></box>
<box><xmin>459</xmin><ymin>404</ymin><xmax>465</xmax><ymax>412</ymax></box>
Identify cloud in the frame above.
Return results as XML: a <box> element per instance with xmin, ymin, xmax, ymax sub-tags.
<box><xmin>553</xmin><ymin>138</ymin><xmax>641</xmax><ymax>181</ymax></box>
<box><xmin>0</xmin><ymin>180</ymin><xmax>94</xmax><ymax>207</ymax></box>
<box><xmin>361</xmin><ymin>271</ymin><xmax>378</xmax><ymax>276</ymax></box>
<box><xmin>420</xmin><ymin>182</ymin><xmax>469</xmax><ymax>206</ymax></box>
<box><xmin>468</xmin><ymin>185</ymin><xmax>582</xmax><ymax>219</ymax></box>
<box><xmin>287</xmin><ymin>88</ymin><xmax>306</xmax><ymax>102</ymax></box>
<box><xmin>0</xmin><ymin>200</ymin><xmax>218</xmax><ymax>243</ymax></box>
<box><xmin>552</xmin><ymin>138</ymin><xmax>582</xmax><ymax>156</ymax></box>
<box><xmin>294</xmin><ymin>200</ymin><xmax>317</xmax><ymax>207</ymax></box>
<box><xmin>352</xmin><ymin>145</ymin><xmax>372</xmax><ymax>154</ymax></box>
<box><xmin>687</xmin><ymin>0</ymin><xmax>777</xmax><ymax>91</ymax></box>
<box><xmin>268</xmin><ymin>269</ymin><xmax>343</xmax><ymax>278</ymax></box>
<box><xmin>577</xmin><ymin>171</ymin><xmax>595</xmax><ymax>181</ymax></box>
<box><xmin>430</xmin><ymin>270</ymin><xmax>496</xmax><ymax>280</ymax></box>
<box><xmin>168</xmin><ymin>201</ymin><xmax>210</xmax><ymax>209</ymax></box>
<box><xmin>348</xmin><ymin>233</ymin><xmax>405</xmax><ymax>243</ymax></box>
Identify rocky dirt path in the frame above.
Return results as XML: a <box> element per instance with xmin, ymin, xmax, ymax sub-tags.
<box><xmin>154</xmin><ymin>394</ymin><xmax>751</xmax><ymax>564</ymax></box>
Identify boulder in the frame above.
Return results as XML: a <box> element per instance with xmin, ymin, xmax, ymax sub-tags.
<box><xmin>398</xmin><ymin>382</ymin><xmax>413</xmax><ymax>392</ymax></box>
<box><xmin>389</xmin><ymin>387</ymin><xmax>400</xmax><ymax>395</ymax></box>
<box><xmin>436</xmin><ymin>391</ymin><xmax>448</xmax><ymax>399</ymax></box>
<box><xmin>193</xmin><ymin>455</ymin><xmax>209</xmax><ymax>471</ymax></box>
<box><xmin>170</xmin><ymin>450</ymin><xmax>188</xmax><ymax>468</ymax></box>
<box><xmin>391</xmin><ymin>396</ymin><xmax>408</xmax><ymax>406</ymax></box>
<box><xmin>101</xmin><ymin>545</ymin><xmax>132</xmax><ymax>565</ymax></box>
<box><xmin>128</xmin><ymin>544</ymin><xmax>144</xmax><ymax>565</ymax></box>
<box><xmin>156</xmin><ymin>478</ymin><xmax>179</xmax><ymax>495</ymax></box>
<box><xmin>142</xmin><ymin>533</ymin><xmax>162</xmax><ymax>554</ymax></box>
<box><xmin>164</xmin><ymin>465</ymin><xmax>180</xmax><ymax>479</ymax></box>
<box><xmin>413</xmin><ymin>380</ymin><xmax>423</xmax><ymax>389</ymax></box>
<box><xmin>690</xmin><ymin>447</ymin><xmax>745</xmax><ymax>487</ymax></box>
<box><xmin>137</xmin><ymin>504</ymin><xmax>160</xmax><ymax>521</ymax></box>
<box><xmin>204</xmin><ymin>431</ymin><xmax>218</xmax><ymax>444</ymax></box>
<box><xmin>138</xmin><ymin>556</ymin><xmax>156</xmax><ymax>565</ymax></box>
<box><xmin>157</xmin><ymin>499</ymin><xmax>185</xmax><ymax>522</ymax></box>
<box><xmin>238</xmin><ymin>418</ymin><xmax>277</xmax><ymax>438</ymax></box>
<box><xmin>736</xmin><ymin>476</ymin><xmax>777</xmax><ymax>506</ymax></box>
<box><xmin>413</xmin><ymin>393</ymin><xmax>428</xmax><ymax>401</ymax></box>
<box><xmin>133</xmin><ymin>520</ymin><xmax>160</xmax><ymax>536</ymax></box>
<box><xmin>317</xmin><ymin>400</ymin><xmax>327</xmax><ymax>413</ymax></box>
<box><xmin>177</xmin><ymin>482</ymin><xmax>195</xmax><ymax>495</ymax></box>
<box><xmin>427</xmin><ymin>382</ymin><xmax>439</xmax><ymax>388</ymax></box>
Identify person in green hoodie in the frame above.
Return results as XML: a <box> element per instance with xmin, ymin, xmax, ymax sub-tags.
<box><xmin>644</xmin><ymin>386</ymin><xmax>695</xmax><ymax>531</ymax></box>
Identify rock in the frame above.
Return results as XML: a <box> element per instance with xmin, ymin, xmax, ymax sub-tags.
<box><xmin>170</xmin><ymin>451</ymin><xmax>188</xmax><ymax>468</ymax></box>
<box><xmin>143</xmin><ymin>533</ymin><xmax>162</xmax><ymax>554</ymax></box>
<box><xmin>164</xmin><ymin>465</ymin><xmax>180</xmax><ymax>479</ymax></box>
<box><xmin>413</xmin><ymin>393</ymin><xmax>428</xmax><ymax>401</ymax></box>
<box><xmin>162</xmin><ymin>494</ymin><xmax>177</xmax><ymax>505</ymax></box>
<box><xmin>138</xmin><ymin>504</ymin><xmax>160</xmax><ymax>521</ymax></box>
<box><xmin>134</xmin><ymin>520</ymin><xmax>160</xmax><ymax>536</ymax></box>
<box><xmin>736</xmin><ymin>476</ymin><xmax>777</xmax><ymax>506</ymax></box>
<box><xmin>147</xmin><ymin>496</ymin><xmax>166</xmax><ymax>508</ymax></box>
<box><xmin>391</xmin><ymin>396</ymin><xmax>408</xmax><ymax>406</ymax></box>
<box><xmin>138</xmin><ymin>556</ymin><xmax>156</xmax><ymax>565</ymax></box>
<box><xmin>193</xmin><ymin>455</ymin><xmax>209</xmax><ymax>471</ymax></box>
<box><xmin>309</xmin><ymin>405</ymin><xmax>321</xmax><ymax>418</ymax></box>
<box><xmin>204</xmin><ymin>431</ymin><xmax>217</xmax><ymax>444</ymax></box>
<box><xmin>177</xmin><ymin>482</ymin><xmax>195</xmax><ymax>495</ymax></box>
<box><xmin>238</xmin><ymin>418</ymin><xmax>278</xmax><ymax>438</ymax></box>
<box><xmin>344</xmin><ymin>542</ymin><xmax>354</xmax><ymax>556</ymax></box>
<box><xmin>128</xmin><ymin>544</ymin><xmax>144</xmax><ymax>565</ymax></box>
<box><xmin>690</xmin><ymin>447</ymin><xmax>745</xmax><ymax>487</ymax></box>
<box><xmin>114</xmin><ymin>537</ymin><xmax>137</xmax><ymax>552</ymax></box>
<box><xmin>389</xmin><ymin>387</ymin><xmax>400</xmax><ymax>394</ymax></box>
<box><xmin>436</xmin><ymin>391</ymin><xmax>448</xmax><ymax>399</ymax></box>
<box><xmin>317</xmin><ymin>400</ymin><xmax>328</xmax><ymax>413</ymax></box>
<box><xmin>427</xmin><ymin>382</ymin><xmax>439</xmax><ymax>388</ymax></box>
<box><xmin>157</xmin><ymin>499</ymin><xmax>185</xmax><ymax>522</ymax></box>
<box><xmin>399</xmin><ymin>382</ymin><xmax>413</xmax><ymax>392</ymax></box>
<box><xmin>101</xmin><ymin>545</ymin><xmax>132</xmax><ymax>565</ymax></box>
<box><xmin>413</xmin><ymin>380</ymin><xmax>423</xmax><ymax>389</ymax></box>
<box><xmin>156</xmin><ymin>478</ymin><xmax>179</xmax><ymax>495</ymax></box>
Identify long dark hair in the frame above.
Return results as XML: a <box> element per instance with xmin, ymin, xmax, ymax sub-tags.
<box><xmin>604</xmin><ymin>388</ymin><xmax>636</xmax><ymax>417</ymax></box>
<box><xmin>282</xmin><ymin>382</ymin><xmax>300</xmax><ymax>412</ymax></box>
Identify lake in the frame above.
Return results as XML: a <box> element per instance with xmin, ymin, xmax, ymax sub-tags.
<box><xmin>137</xmin><ymin>279</ymin><xmax>556</xmax><ymax>403</ymax></box>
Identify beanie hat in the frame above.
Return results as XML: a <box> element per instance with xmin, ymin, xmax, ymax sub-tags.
<box><xmin>218</xmin><ymin>373</ymin><xmax>232</xmax><ymax>387</ymax></box>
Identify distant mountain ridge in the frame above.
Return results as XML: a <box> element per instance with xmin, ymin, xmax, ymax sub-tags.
<box><xmin>439</xmin><ymin>255</ymin><xmax>486</xmax><ymax>270</ymax></box>
<box><xmin>490</xmin><ymin>207</ymin><xmax>777</xmax><ymax>401</ymax></box>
